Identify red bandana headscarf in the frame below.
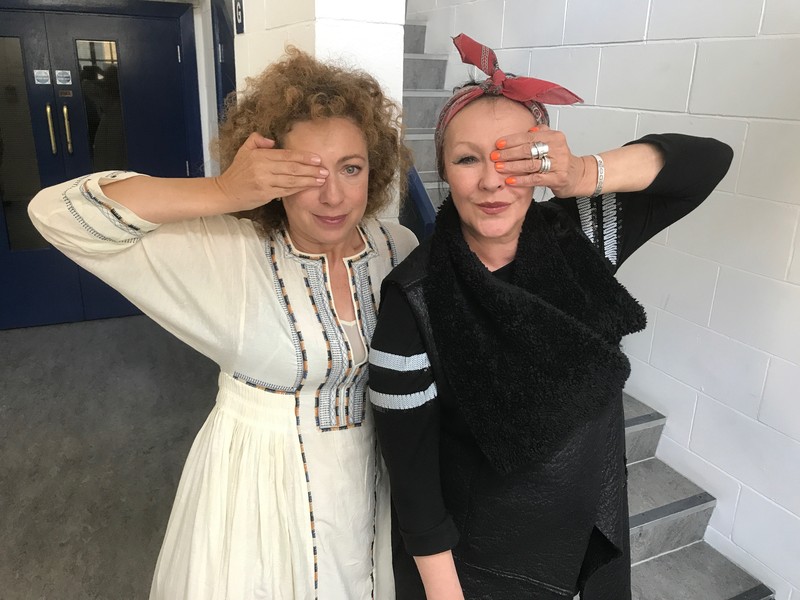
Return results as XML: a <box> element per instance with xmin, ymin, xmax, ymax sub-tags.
<box><xmin>434</xmin><ymin>33</ymin><xmax>583</xmax><ymax>165</ymax></box>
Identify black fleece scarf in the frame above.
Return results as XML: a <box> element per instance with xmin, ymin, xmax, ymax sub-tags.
<box><xmin>425</xmin><ymin>196</ymin><xmax>646</xmax><ymax>474</ymax></box>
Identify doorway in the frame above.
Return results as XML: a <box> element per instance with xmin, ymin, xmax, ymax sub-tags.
<box><xmin>0</xmin><ymin>1</ymin><xmax>203</xmax><ymax>329</ymax></box>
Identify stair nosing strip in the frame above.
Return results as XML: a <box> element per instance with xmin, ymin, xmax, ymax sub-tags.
<box><xmin>729</xmin><ymin>584</ymin><xmax>775</xmax><ymax>600</ymax></box>
<box><xmin>624</xmin><ymin>412</ymin><xmax>665</xmax><ymax>429</ymax></box>
<box><xmin>629</xmin><ymin>491</ymin><xmax>715</xmax><ymax>528</ymax></box>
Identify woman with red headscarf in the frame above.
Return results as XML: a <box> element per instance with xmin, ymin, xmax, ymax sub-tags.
<box><xmin>368</xmin><ymin>34</ymin><xmax>733</xmax><ymax>599</ymax></box>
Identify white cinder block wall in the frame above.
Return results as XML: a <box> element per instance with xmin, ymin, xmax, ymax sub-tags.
<box><xmin>406</xmin><ymin>0</ymin><xmax>800</xmax><ymax>598</ymax></box>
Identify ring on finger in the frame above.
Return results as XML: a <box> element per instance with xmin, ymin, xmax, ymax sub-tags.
<box><xmin>530</xmin><ymin>141</ymin><xmax>550</xmax><ymax>160</ymax></box>
<box><xmin>538</xmin><ymin>155</ymin><xmax>552</xmax><ymax>174</ymax></box>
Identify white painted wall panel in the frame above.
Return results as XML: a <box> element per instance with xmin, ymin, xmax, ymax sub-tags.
<box><xmin>453</xmin><ymin>0</ymin><xmax>505</xmax><ymax>49</ymax></box>
<box><xmin>733</xmin><ymin>488</ymin><xmax>800</xmax><ymax>589</ymax></box>
<box><xmin>691</xmin><ymin>395</ymin><xmax>800</xmax><ymax>515</ymax></box>
<box><xmin>761</xmin><ymin>0</ymin><xmax>800</xmax><ymax>35</ymax></box>
<box><xmin>564</xmin><ymin>0</ymin><xmax>648</xmax><ymax>44</ymax></box>
<box><xmin>657</xmin><ymin>436</ymin><xmax>742</xmax><ymax>536</ymax></box>
<box><xmin>597</xmin><ymin>43</ymin><xmax>696</xmax><ymax>112</ymax></box>
<box><xmin>666</xmin><ymin>192</ymin><xmax>799</xmax><ymax>280</ymax></box>
<box><xmin>650</xmin><ymin>311</ymin><xmax>769</xmax><ymax>418</ymax></box>
<box><xmin>737</xmin><ymin>120</ymin><xmax>800</xmax><ymax>205</ymax></box>
<box><xmin>528</xmin><ymin>47</ymin><xmax>601</xmax><ymax>105</ymax></box>
<box><xmin>625</xmin><ymin>357</ymin><xmax>699</xmax><ymax>445</ymax></box>
<box><xmin>760</xmin><ymin>358</ymin><xmax>800</xmax><ymax>441</ymax></box>
<box><xmin>710</xmin><ymin>268</ymin><xmax>800</xmax><ymax>364</ymax></box>
<box><xmin>648</xmin><ymin>0</ymin><xmax>761</xmax><ymax>39</ymax></box>
<box><xmin>502</xmin><ymin>0</ymin><xmax>566</xmax><ymax>47</ymax></box>
<box><xmin>691</xmin><ymin>39</ymin><xmax>800</xmax><ymax>120</ymax></box>
<box><xmin>616</xmin><ymin>242</ymin><xmax>719</xmax><ymax>326</ymax></box>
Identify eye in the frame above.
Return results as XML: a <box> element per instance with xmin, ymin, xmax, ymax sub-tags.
<box><xmin>453</xmin><ymin>154</ymin><xmax>478</xmax><ymax>165</ymax></box>
<box><xmin>343</xmin><ymin>164</ymin><xmax>363</xmax><ymax>176</ymax></box>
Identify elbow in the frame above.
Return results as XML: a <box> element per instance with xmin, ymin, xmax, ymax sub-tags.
<box><xmin>709</xmin><ymin>139</ymin><xmax>735</xmax><ymax>185</ymax></box>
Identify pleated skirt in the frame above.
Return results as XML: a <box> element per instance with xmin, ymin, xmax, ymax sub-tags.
<box><xmin>150</xmin><ymin>373</ymin><xmax>393</xmax><ymax>600</ymax></box>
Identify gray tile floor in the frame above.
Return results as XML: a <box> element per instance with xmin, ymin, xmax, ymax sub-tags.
<box><xmin>1</xmin><ymin>315</ymin><xmax>216</xmax><ymax>599</ymax></box>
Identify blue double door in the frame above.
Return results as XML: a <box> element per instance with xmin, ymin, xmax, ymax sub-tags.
<box><xmin>0</xmin><ymin>5</ymin><xmax>203</xmax><ymax>329</ymax></box>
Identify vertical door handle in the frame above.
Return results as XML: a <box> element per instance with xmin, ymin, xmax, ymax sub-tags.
<box><xmin>62</xmin><ymin>105</ymin><xmax>73</xmax><ymax>154</ymax></box>
<box><xmin>46</xmin><ymin>103</ymin><xmax>57</xmax><ymax>154</ymax></box>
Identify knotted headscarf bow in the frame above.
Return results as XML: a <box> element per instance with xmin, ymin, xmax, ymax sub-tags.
<box><xmin>434</xmin><ymin>33</ymin><xmax>583</xmax><ymax>158</ymax></box>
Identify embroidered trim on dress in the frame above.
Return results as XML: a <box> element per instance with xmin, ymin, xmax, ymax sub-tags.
<box><xmin>80</xmin><ymin>180</ymin><xmax>145</xmax><ymax>238</ymax></box>
<box><xmin>62</xmin><ymin>177</ymin><xmax>126</xmax><ymax>243</ymax></box>
<box><xmin>294</xmin><ymin>391</ymin><xmax>319</xmax><ymax>596</ymax></box>
<box><xmin>233</xmin><ymin>239</ymin><xmax>306</xmax><ymax>393</ymax></box>
<box><xmin>302</xmin><ymin>258</ymin><xmax>357</xmax><ymax>430</ymax></box>
<box><xmin>378</xmin><ymin>223</ymin><xmax>400</xmax><ymax>268</ymax></box>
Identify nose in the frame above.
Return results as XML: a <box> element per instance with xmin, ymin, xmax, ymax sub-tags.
<box><xmin>479</xmin><ymin>159</ymin><xmax>505</xmax><ymax>191</ymax></box>
<box><xmin>319</xmin><ymin>175</ymin><xmax>345</xmax><ymax>206</ymax></box>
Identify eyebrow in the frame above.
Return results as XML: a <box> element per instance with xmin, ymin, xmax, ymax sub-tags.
<box><xmin>337</xmin><ymin>153</ymin><xmax>368</xmax><ymax>164</ymax></box>
<box><xmin>447</xmin><ymin>140</ymin><xmax>483</xmax><ymax>152</ymax></box>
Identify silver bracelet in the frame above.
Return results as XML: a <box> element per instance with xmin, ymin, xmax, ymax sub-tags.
<box><xmin>591</xmin><ymin>154</ymin><xmax>605</xmax><ymax>197</ymax></box>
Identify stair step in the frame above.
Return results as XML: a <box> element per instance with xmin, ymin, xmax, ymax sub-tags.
<box><xmin>623</xmin><ymin>393</ymin><xmax>666</xmax><ymax>464</ymax></box>
<box><xmin>404</xmin><ymin>22</ymin><xmax>426</xmax><ymax>54</ymax></box>
<box><xmin>628</xmin><ymin>458</ymin><xmax>716</xmax><ymax>562</ymax></box>
<box><xmin>417</xmin><ymin>170</ymin><xmax>440</xmax><ymax>183</ymax></box>
<box><xmin>632</xmin><ymin>541</ymin><xmax>774</xmax><ymax>600</ymax></box>
<box><xmin>406</xmin><ymin>132</ymin><xmax>437</xmax><ymax>174</ymax></box>
<box><xmin>423</xmin><ymin>181</ymin><xmax>449</xmax><ymax>208</ymax></box>
<box><xmin>404</xmin><ymin>53</ymin><xmax>448</xmax><ymax>90</ymax></box>
<box><xmin>402</xmin><ymin>90</ymin><xmax>452</xmax><ymax>129</ymax></box>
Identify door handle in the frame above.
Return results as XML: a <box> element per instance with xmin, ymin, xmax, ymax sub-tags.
<box><xmin>62</xmin><ymin>105</ymin><xmax>73</xmax><ymax>154</ymax></box>
<box><xmin>46</xmin><ymin>103</ymin><xmax>57</xmax><ymax>154</ymax></box>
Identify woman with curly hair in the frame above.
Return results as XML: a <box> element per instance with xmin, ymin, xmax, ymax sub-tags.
<box><xmin>29</xmin><ymin>48</ymin><xmax>416</xmax><ymax>600</ymax></box>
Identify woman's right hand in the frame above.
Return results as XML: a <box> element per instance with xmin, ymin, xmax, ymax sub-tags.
<box><xmin>213</xmin><ymin>132</ymin><xmax>329</xmax><ymax>212</ymax></box>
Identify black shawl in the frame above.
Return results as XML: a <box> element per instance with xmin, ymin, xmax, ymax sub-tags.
<box><xmin>424</xmin><ymin>196</ymin><xmax>646</xmax><ymax>473</ymax></box>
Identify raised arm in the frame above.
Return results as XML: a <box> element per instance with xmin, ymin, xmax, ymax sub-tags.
<box><xmin>27</xmin><ymin>133</ymin><xmax>328</xmax><ymax>366</ymax></box>
<box><xmin>542</xmin><ymin>133</ymin><xmax>733</xmax><ymax>269</ymax></box>
<box><xmin>99</xmin><ymin>132</ymin><xmax>328</xmax><ymax>223</ymax></box>
<box><xmin>489</xmin><ymin>124</ymin><xmax>667</xmax><ymax>198</ymax></box>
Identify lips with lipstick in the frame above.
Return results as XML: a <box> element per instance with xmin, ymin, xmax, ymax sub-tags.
<box><xmin>477</xmin><ymin>202</ymin><xmax>510</xmax><ymax>215</ymax></box>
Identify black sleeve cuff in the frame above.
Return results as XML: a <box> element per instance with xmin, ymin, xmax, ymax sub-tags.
<box><xmin>400</xmin><ymin>514</ymin><xmax>461</xmax><ymax>556</ymax></box>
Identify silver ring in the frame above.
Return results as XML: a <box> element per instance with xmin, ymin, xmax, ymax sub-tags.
<box><xmin>538</xmin><ymin>155</ymin><xmax>552</xmax><ymax>174</ymax></box>
<box><xmin>530</xmin><ymin>141</ymin><xmax>549</xmax><ymax>160</ymax></box>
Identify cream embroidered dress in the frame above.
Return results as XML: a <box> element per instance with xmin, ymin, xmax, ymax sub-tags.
<box><xmin>28</xmin><ymin>171</ymin><xmax>417</xmax><ymax>600</ymax></box>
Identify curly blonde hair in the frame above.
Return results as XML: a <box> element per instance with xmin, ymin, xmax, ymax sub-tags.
<box><xmin>216</xmin><ymin>47</ymin><xmax>411</xmax><ymax>233</ymax></box>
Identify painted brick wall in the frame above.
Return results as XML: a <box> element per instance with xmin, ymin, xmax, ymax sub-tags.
<box><xmin>406</xmin><ymin>1</ymin><xmax>800</xmax><ymax>597</ymax></box>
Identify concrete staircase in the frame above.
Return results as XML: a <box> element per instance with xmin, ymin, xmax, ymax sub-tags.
<box><xmin>402</xmin><ymin>22</ymin><xmax>775</xmax><ymax>600</ymax></box>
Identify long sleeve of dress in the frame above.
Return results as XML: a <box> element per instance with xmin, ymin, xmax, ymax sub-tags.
<box><xmin>28</xmin><ymin>171</ymin><xmax>266</xmax><ymax>370</ymax></box>
<box><xmin>370</xmin><ymin>133</ymin><xmax>733</xmax><ymax>558</ymax></box>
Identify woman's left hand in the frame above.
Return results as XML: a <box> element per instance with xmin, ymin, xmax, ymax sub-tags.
<box><xmin>491</xmin><ymin>125</ymin><xmax>593</xmax><ymax>198</ymax></box>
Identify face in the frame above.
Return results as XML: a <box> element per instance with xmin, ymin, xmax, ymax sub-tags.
<box><xmin>442</xmin><ymin>97</ymin><xmax>537</xmax><ymax>249</ymax></box>
<box><xmin>281</xmin><ymin>117</ymin><xmax>369</xmax><ymax>254</ymax></box>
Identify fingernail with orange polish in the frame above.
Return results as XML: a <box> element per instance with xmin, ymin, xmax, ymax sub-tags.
<box><xmin>496</xmin><ymin>139</ymin><xmax>507</xmax><ymax>149</ymax></box>
<box><xmin>495</xmin><ymin>162</ymin><xmax>505</xmax><ymax>170</ymax></box>
<box><xmin>505</xmin><ymin>177</ymin><xmax>517</xmax><ymax>185</ymax></box>
<box><xmin>490</xmin><ymin>151</ymin><xmax>501</xmax><ymax>161</ymax></box>
<box><xmin>528</xmin><ymin>127</ymin><xmax>539</xmax><ymax>133</ymax></box>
